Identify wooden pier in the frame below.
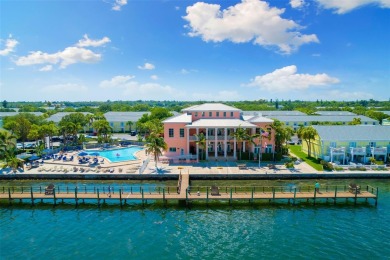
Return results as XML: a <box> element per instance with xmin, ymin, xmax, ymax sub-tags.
<box><xmin>0</xmin><ymin>173</ymin><xmax>379</xmax><ymax>207</ymax></box>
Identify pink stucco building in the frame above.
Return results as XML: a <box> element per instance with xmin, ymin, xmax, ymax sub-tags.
<box><xmin>162</xmin><ymin>103</ymin><xmax>275</xmax><ymax>161</ymax></box>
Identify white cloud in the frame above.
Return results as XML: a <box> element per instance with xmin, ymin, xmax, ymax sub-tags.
<box><xmin>290</xmin><ymin>0</ymin><xmax>305</xmax><ymax>8</ymax></box>
<box><xmin>112</xmin><ymin>0</ymin><xmax>127</xmax><ymax>11</ymax></box>
<box><xmin>39</xmin><ymin>65</ymin><xmax>53</xmax><ymax>72</ymax></box>
<box><xmin>247</xmin><ymin>65</ymin><xmax>339</xmax><ymax>92</ymax></box>
<box><xmin>0</xmin><ymin>37</ymin><xmax>19</xmax><ymax>56</ymax></box>
<box><xmin>98</xmin><ymin>76</ymin><xmax>185</xmax><ymax>99</ymax></box>
<box><xmin>76</xmin><ymin>34</ymin><xmax>111</xmax><ymax>47</ymax></box>
<box><xmin>138</xmin><ymin>62</ymin><xmax>155</xmax><ymax>70</ymax></box>
<box><xmin>183</xmin><ymin>0</ymin><xmax>319</xmax><ymax>54</ymax></box>
<box><xmin>175</xmin><ymin>6</ymin><xmax>180</xmax><ymax>10</ymax></box>
<box><xmin>99</xmin><ymin>75</ymin><xmax>135</xmax><ymax>88</ymax></box>
<box><xmin>150</xmin><ymin>75</ymin><xmax>158</xmax><ymax>80</ymax></box>
<box><xmin>180</xmin><ymin>69</ymin><xmax>190</xmax><ymax>74</ymax></box>
<box><xmin>315</xmin><ymin>0</ymin><xmax>390</xmax><ymax>14</ymax></box>
<box><xmin>15</xmin><ymin>47</ymin><xmax>101</xmax><ymax>68</ymax></box>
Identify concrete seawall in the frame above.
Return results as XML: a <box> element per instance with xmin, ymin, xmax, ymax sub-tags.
<box><xmin>1</xmin><ymin>172</ymin><xmax>389</xmax><ymax>181</ymax></box>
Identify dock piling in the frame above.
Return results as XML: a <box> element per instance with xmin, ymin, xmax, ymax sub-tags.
<box><xmin>30</xmin><ymin>187</ymin><xmax>34</xmax><ymax>206</ymax></box>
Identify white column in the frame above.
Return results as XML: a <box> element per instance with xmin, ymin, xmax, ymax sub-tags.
<box><xmin>206</xmin><ymin>128</ymin><xmax>209</xmax><ymax>160</ymax></box>
<box><xmin>186</xmin><ymin>128</ymin><xmax>189</xmax><ymax>156</ymax></box>
<box><xmin>251</xmin><ymin>128</ymin><xmax>255</xmax><ymax>153</ymax></box>
<box><xmin>214</xmin><ymin>127</ymin><xmax>218</xmax><ymax>158</ymax></box>
<box><xmin>233</xmin><ymin>128</ymin><xmax>237</xmax><ymax>159</ymax></box>
<box><xmin>196</xmin><ymin>128</ymin><xmax>199</xmax><ymax>161</ymax></box>
<box><xmin>224</xmin><ymin>127</ymin><xmax>227</xmax><ymax>158</ymax></box>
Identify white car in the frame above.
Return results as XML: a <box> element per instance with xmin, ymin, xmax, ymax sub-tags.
<box><xmin>16</xmin><ymin>143</ymin><xmax>23</xmax><ymax>149</ymax></box>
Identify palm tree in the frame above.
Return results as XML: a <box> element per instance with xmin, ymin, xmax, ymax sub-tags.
<box><xmin>247</xmin><ymin>132</ymin><xmax>260</xmax><ymax>160</ymax></box>
<box><xmin>145</xmin><ymin>133</ymin><xmax>167</xmax><ymax>168</ymax></box>
<box><xmin>92</xmin><ymin>120</ymin><xmax>112</xmax><ymax>143</ymax></box>
<box><xmin>0</xmin><ymin>130</ymin><xmax>17</xmax><ymax>159</ymax></box>
<box><xmin>127</xmin><ymin>121</ymin><xmax>134</xmax><ymax>131</ymax></box>
<box><xmin>194</xmin><ymin>132</ymin><xmax>207</xmax><ymax>161</ymax></box>
<box><xmin>230</xmin><ymin>125</ymin><xmax>249</xmax><ymax>160</ymax></box>
<box><xmin>301</xmin><ymin>126</ymin><xmax>318</xmax><ymax>157</ymax></box>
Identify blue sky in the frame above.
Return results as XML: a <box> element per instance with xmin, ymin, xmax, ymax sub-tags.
<box><xmin>1</xmin><ymin>0</ymin><xmax>389</xmax><ymax>102</ymax></box>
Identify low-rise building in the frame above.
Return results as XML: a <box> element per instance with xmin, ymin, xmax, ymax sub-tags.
<box><xmin>104</xmin><ymin>112</ymin><xmax>150</xmax><ymax>133</ymax></box>
<box><xmin>303</xmin><ymin>125</ymin><xmax>390</xmax><ymax>164</ymax></box>
<box><xmin>163</xmin><ymin>103</ymin><xmax>275</xmax><ymax>161</ymax></box>
<box><xmin>268</xmin><ymin>115</ymin><xmax>378</xmax><ymax>130</ymax></box>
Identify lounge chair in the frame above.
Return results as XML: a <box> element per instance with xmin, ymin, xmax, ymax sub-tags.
<box><xmin>109</xmin><ymin>168</ymin><xmax>114</xmax><ymax>173</ymax></box>
<box><xmin>349</xmin><ymin>183</ymin><xmax>361</xmax><ymax>194</ymax></box>
<box><xmin>45</xmin><ymin>184</ymin><xmax>55</xmax><ymax>195</ymax></box>
<box><xmin>119</xmin><ymin>168</ymin><xmax>123</xmax><ymax>173</ymax></box>
<box><xmin>210</xmin><ymin>185</ymin><xmax>220</xmax><ymax>196</ymax></box>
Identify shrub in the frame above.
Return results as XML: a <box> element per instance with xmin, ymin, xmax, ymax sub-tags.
<box><xmin>285</xmin><ymin>162</ymin><xmax>294</xmax><ymax>168</ymax></box>
<box><xmin>334</xmin><ymin>166</ymin><xmax>344</xmax><ymax>171</ymax></box>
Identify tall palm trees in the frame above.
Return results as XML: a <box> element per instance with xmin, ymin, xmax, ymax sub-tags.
<box><xmin>230</xmin><ymin>125</ymin><xmax>249</xmax><ymax>160</ymax></box>
<box><xmin>194</xmin><ymin>132</ymin><xmax>207</xmax><ymax>161</ymax></box>
<box><xmin>145</xmin><ymin>133</ymin><xmax>167</xmax><ymax>168</ymax></box>
<box><xmin>0</xmin><ymin>130</ymin><xmax>17</xmax><ymax>159</ymax></box>
<box><xmin>298</xmin><ymin>126</ymin><xmax>318</xmax><ymax>157</ymax></box>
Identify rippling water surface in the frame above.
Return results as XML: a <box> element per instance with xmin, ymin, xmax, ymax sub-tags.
<box><xmin>1</xmin><ymin>179</ymin><xmax>389</xmax><ymax>259</ymax></box>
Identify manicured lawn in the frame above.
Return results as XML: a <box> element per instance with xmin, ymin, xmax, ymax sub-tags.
<box><xmin>288</xmin><ymin>145</ymin><xmax>323</xmax><ymax>171</ymax></box>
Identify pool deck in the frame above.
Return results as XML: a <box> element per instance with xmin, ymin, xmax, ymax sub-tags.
<box><xmin>1</xmin><ymin>148</ymin><xmax>390</xmax><ymax>180</ymax></box>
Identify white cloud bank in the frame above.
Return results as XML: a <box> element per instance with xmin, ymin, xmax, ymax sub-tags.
<box><xmin>183</xmin><ymin>0</ymin><xmax>319</xmax><ymax>54</ymax></box>
<box><xmin>290</xmin><ymin>0</ymin><xmax>305</xmax><ymax>9</ymax></box>
<box><xmin>247</xmin><ymin>65</ymin><xmax>339</xmax><ymax>92</ymax></box>
<box><xmin>15</xmin><ymin>35</ymin><xmax>109</xmax><ymax>69</ymax></box>
<box><xmin>76</xmin><ymin>34</ymin><xmax>111</xmax><ymax>47</ymax></box>
<box><xmin>98</xmin><ymin>75</ymin><xmax>185</xmax><ymax>100</ymax></box>
<box><xmin>138</xmin><ymin>63</ymin><xmax>155</xmax><ymax>70</ymax></box>
<box><xmin>0</xmin><ymin>37</ymin><xmax>19</xmax><ymax>56</ymax></box>
<box><xmin>99</xmin><ymin>75</ymin><xmax>135</xmax><ymax>88</ymax></box>
<box><xmin>315</xmin><ymin>0</ymin><xmax>390</xmax><ymax>14</ymax></box>
<box><xmin>112</xmin><ymin>0</ymin><xmax>127</xmax><ymax>11</ymax></box>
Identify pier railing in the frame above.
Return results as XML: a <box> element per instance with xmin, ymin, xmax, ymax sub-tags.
<box><xmin>0</xmin><ymin>185</ymin><xmax>180</xmax><ymax>195</ymax></box>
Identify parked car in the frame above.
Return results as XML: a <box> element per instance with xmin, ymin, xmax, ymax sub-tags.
<box><xmin>130</xmin><ymin>131</ymin><xmax>137</xmax><ymax>136</ymax></box>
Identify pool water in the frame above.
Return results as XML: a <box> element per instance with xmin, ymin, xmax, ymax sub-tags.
<box><xmin>86</xmin><ymin>146</ymin><xmax>143</xmax><ymax>162</ymax></box>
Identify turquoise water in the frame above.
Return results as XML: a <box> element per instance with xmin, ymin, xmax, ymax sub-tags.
<box><xmin>1</xmin><ymin>179</ymin><xmax>389</xmax><ymax>259</ymax></box>
<box><xmin>86</xmin><ymin>146</ymin><xmax>143</xmax><ymax>162</ymax></box>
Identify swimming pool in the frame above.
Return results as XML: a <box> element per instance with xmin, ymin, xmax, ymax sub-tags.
<box><xmin>85</xmin><ymin>146</ymin><xmax>143</xmax><ymax>162</ymax></box>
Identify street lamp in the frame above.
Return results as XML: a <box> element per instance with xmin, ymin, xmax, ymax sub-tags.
<box><xmin>256</xmin><ymin>145</ymin><xmax>261</xmax><ymax>168</ymax></box>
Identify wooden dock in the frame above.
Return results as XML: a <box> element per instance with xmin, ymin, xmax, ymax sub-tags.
<box><xmin>0</xmin><ymin>174</ymin><xmax>378</xmax><ymax>206</ymax></box>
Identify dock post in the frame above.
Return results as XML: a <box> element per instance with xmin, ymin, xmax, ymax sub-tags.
<box><xmin>251</xmin><ymin>187</ymin><xmax>254</xmax><ymax>204</ymax></box>
<box><xmin>119</xmin><ymin>188</ymin><xmax>122</xmax><ymax>208</ymax></box>
<box><xmin>229</xmin><ymin>188</ymin><xmax>232</xmax><ymax>205</ymax></box>
<box><xmin>163</xmin><ymin>188</ymin><xmax>166</xmax><ymax>205</ymax></box>
<box><xmin>53</xmin><ymin>188</ymin><xmax>57</xmax><ymax>207</ymax></box>
<box><xmin>272</xmin><ymin>188</ymin><xmax>275</xmax><ymax>202</ymax></box>
<box><xmin>31</xmin><ymin>187</ymin><xmax>34</xmax><ymax>206</ymax></box>
<box><xmin>354</xmin><ymin>187</ymin><xmax>358</xmax><ymax>205</ymax></box>
<box><xmin>375</xmin><ymin>187</ymin><xmax>378</xmax><ymax>206</ymax></box>
<box><xmin>186</xmin><ymin>188</ymin><xmax>188</xmax><ymax>206</ymax></box>
<box><xmin>97</xmin><ymin>188</ymin><xmax>100</xmax><ymax>207</ymax></box>
<box><xmin>206</xmin><ymin>187</ymin><xmax>209</xmax><ymax>206</ymax></box>
<box><xmin>142</xmin><ymin>188</ymin><xmax>144</xmax><ymax>206</ymax></box>
<box><xmin>334</xmin><ymin>186</ymin><xmax>337</xmax><ymax>205</ymax></box>
<box><xmin>75</xmin><ymin>187</ymin><xmax>78</xmax><ymax>207</ymax></box>
<box><xmin>313</xmin><ymin>188</ymin><xmax>317</xmax><ymax>206</ymax></box>
<box><xmin>8</xmin><ymin>188</ymin><xmax>12</xmax><ymax>206</ymax></box>
<box><xmin>293</xmin><ymin>188</ymin><xmax>297</xmax><ymax>205</ymax></box>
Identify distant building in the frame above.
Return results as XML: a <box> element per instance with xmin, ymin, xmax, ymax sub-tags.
<box><xmin>267</xmin><ymin>115</ymin><xmax>378</xmax><ymax>130</ymax></box>
<box><xmin>242</xmin><ymin>110</ymin><xmax>306</xmax><ymax>116</ymax></box>
<box><xmin>163</xmin><ymin>103</ymin><xmax>275</xmax><ymax>160</ymax></box>
<box><xmin>315</xmin><ymin>111</ymin><xmax>356</xmax><ymax>116</ymax></box>
<box><xmin>104</xmin><ymin>112</ymin><xmax>150</xmax><ymax>133</ymax></box>
<box><xmin>303</xmin><ymin>125</ymin><xmax>390</xmax><ymax>164</ymax></box>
